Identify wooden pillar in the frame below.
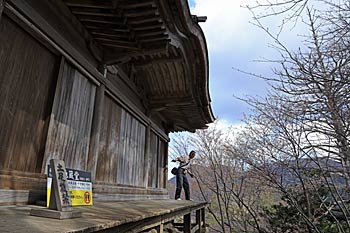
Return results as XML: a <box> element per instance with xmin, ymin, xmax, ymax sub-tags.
<box><xmin>184</xmin><ymin>213</ymin><xmax>191</xmax><ymax>233</ymax></box>
<box><xmin>163</xmin><ymin>142</ymin><xmax>169</xmax><ymax>189</ymax></box>
<box><xmin>0</xmin><ymin>0</ymin><xmax>4</xmax><ymax>22</ymax></box>
<box><xmin>41</xmin><ymin>56</ymin><xmax>66</xmax><ymax>173</ymax></box>
<box><xmin>144</xmin><ymin>125</ymin><xmax>151</xmax><ymax>187</ymax></box>
<box><xmin>201</xmin><ymin>208</ymin><xmax>206</xmax><ymax>229</ymax></box>
<box><xmin>87</xmin><ymin>84</ymin><xmax>105</xmax><ymax>181</ymax></box>
<box><xmin>156</xmin><ymin>223</ymin><xmax>164</xmax><ymax>233</ymax></box>
<box><xmin>87</xmin><ymin>65</ymin><xmax>106</xmax><ymax>181</ymax></box>
<box><xmin>196</xmin><ymin>209</ymin><xmax>202</xmax><ymax>232</ymax></box>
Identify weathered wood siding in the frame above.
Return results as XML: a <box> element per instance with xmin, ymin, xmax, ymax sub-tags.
<box><xmin>96</xmin><ymin>94</ymin><xmax>147</xmax><ymax>187</ymax></box>
<box><xmin>148</xmin><ymin>131</ymin><xmax>159</xmax><ymax>188</ymax></box>
<box><xmin>43</xmin><ymin>60</ymin><xmax>96</xmax><ymax>171</ymax></box>
<box><xmin>159</xmin><ymin>139</ymin><xmax>167</xmax><ymax>188</ymax></box>
<box><xmin>0</xmin><ymin>4</ymin><xmax>171</xmax><ymax>203</ymax></box>
<box><xmin>147</xmin><ymin>133</ymin><xmax>168</xmax><ymax>189</ymax></box>
<box><xmin>0</xmin><ymin>15</ymin><xmax>58</xmax><ymax>173</ymax></box>
<box><xmin>118</xmin><ymin>110</ymin><xmax>146</xmax><ymax>186</ymax></box>
<box><xmin>96</xmin><ymin>95</ymin><xmax>122</xmax><ymax>183</ymax></box>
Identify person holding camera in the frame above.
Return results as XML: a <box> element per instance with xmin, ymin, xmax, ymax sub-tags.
<box><xmin>171</xmin><ymin>150</ymin><xmax>196</xmax><ymax>200</ymax></box>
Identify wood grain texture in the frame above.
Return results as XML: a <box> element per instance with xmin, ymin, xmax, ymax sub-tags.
<box><xmin>148</xmin><ymin>131</ymin><xmax>159</xmax><ymax>188</ymax></box>
<box><xmin>0</xmin><ymin>15</ymin><xmax>58</xmax><ymax>173</ymax></box>
<box><xmin>43</xmin><ymin>61</ymin><xmax>96</xmax><ymax>171</ymax></box>
<box><xmin>87</xmin><ymin>84</ymin><xmax>105</xmax><ymax>181</ymax></box>
<box><xmin>96</xmin><ymin>94</ymin><xmax>147</xmax><ymax>187</ymax></box>
<box><xmin>0</xmin><ymin>0</ymin><xmax>3</xmax><ymax>22</ymax></box>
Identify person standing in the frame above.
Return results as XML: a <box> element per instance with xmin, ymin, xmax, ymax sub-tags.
<box><xmin>172</xmin><ymin>150</ymin><xmax>196</xmax><ymax>200</ymax></box>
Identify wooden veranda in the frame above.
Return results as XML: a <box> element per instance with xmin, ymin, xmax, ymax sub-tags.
<box><xmin>0</xmin><ymin>200</ymin><xmax>208</xmax><ymax>233</ymax></box>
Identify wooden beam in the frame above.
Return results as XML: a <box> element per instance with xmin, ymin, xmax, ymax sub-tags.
<box><xmin>138</xmin><ymin>29</ymin><xmax>166</xmax><ymax>38</ymax></box>
<box><xmin>149</xmin><ymin>96</ymin><xmax>194</xmax><ymax>106</ymax></box>
<box><xmin>139</xmin><ymin>36</ymin><xmax>169</xmax><ymax>43</ymax></box>
<box><xmin>129</xmin><ymin>17</ymin><xmax>162</xmax><ymax>25</ymax></box>
<box><xmin>120</xmin><ymin>1</ymin><xmax>156</xmax><ymax>9</ymax></box>
<box><xmin>133</xmin><ymin>24</ymin><xmax>165</xmax><ymax>31</ymax></box>
<box><xmin>71</xmin><ymin>10</ymin><xmax>116</xmax><ymax>17</ymax></box>
<box><xmin>100</xmin><ymin>42</ymin><xmax>138</xmax><ymax>50</ymax></box>
<box><xmin>91</xmin><ymin>31</ymin><xmax>129</xmax><ymax>39</ymax></box>
<box><xmin>84</xmin><ymin>24</ymin><xmax>129</xmax><ymax>32</ymax></box>
<box><xmin>103</xmin><ymin>46</ymin><xmax>167</xmax><ymax>64</ymax></box>
<box><xmin>124</xmin><ymin>9</ymin><xmax>159</xmax><ymax>18</ymax></box>
<box><xmin>132</xmin><ymin>56</ymin><xmax>182</xmax><ymax>67</ymax></box>
<box><xmin>94</xmin><ymin>36</ymin><xmax>134</xmax><ymax>44</ymax></box>
<box><xmin>78</xmin><ymin>16</ymin><xmax>124</xmax><ymax>25</ymax></box>
<box><xmin>65</xmin><ymin>0</ymin><xmax>113</xmax><ymax>9</ymax></box>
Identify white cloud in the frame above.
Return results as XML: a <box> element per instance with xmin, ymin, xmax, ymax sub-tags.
<box><xmin>191</xmin><ymin>0</ymin><xmax>309</xmax><ymax>55</ymax></box>
<box><xmin>191</xmin><ymin>0</ymin><xmax>258</xmax><ymax>53</ymax></box>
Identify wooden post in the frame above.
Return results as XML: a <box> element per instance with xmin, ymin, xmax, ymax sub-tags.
<box><xmin>156</xmin><ymin>223</ymin><xmax>164</xmax><ymax>233</ymax></box>
<box><xmin>0</xmin><ymin>0</ymin><xmax>4</xmax><ymax>22</ymax></box>
<box><xmin>196</xmin><ymin>209</ymin><xmax>202</xmax><ymax>232</ymax></box>
<box><xmin>163</xmin><ymin>142</ymin><xmax>169</xmax><ymax>189</ymax></box>
<box><xmin>184</xmin><ymin>213</ymin><xmax>191</xmax><ymax>233</ymax></box>
<box><xmin>201</xmin><ymin>208</ymin><xmax>206</xmax><ymax>229</ymax></box>
<box><xmin>87</xmin><ymin>83</ymin><xmax>105</xmax><ymax>181</ymax></box>
<box><xmin>144</xmin><ymin>125</ymin><xmax>151</xmax><ymax>187</ymax></box>
<box><xmin>87</xmin><ymin>64</ymin><xmax>106</xmax><ymax>181</ymax></box>
<box><xmin>41</xmin><ymin>56</ymin><xmax>66</xmax><ymax>173</ymax></box>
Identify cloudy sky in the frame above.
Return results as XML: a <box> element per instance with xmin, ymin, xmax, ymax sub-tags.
<box><xmin>188</xmin><ymin>0</ymin><xmax>307</xmax><ymax>124</ymax></box>
<box><xmin>167</xmin><ymin>0</ymin><xmax>310</xmax><ymax>177</ymax></box>
<box><xmin>189</xmin><ymin>0</ymin><xmax>270</xmax><ymax>124</ymax></box>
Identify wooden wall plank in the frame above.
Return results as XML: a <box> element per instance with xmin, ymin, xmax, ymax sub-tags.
<box><xmin>159</xmin><ymin>139</ymin><xmax>167</xmax><ymax>188</ymax></box>
<box><xmin>96</xmin><ymin>95</ymin><xmax>122</xmax><ymax>183</ymax></box>
<box><xmin>87</xmin><ymin>84</ymin><xmax>105</xmax><ymax>181</ymax></box>
<box><xmin>148</xmin><ymin>132</ymin><xmax>158</xmax><ymax>188</ymax></box>
<box><xmin>143</xmin><ymin>126</ymin><xmax>151</xmax><ymax>187</ymax></box>
<box><xmin>96</xmin><ymin>95</ymin><xmax>147</xmax><ymax>187</ymax></box>
<box><xmin>0</xmin><ymin>15</ymin><xmax>58</xmax><ymax>173</ymax></box>
<box><xmin>43</xmin><ymin>61</ymin><xmax>96</xmax><ymax>171</ymax></box>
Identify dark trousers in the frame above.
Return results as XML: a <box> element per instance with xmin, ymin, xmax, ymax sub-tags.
<box><xmin>175</xmin><ymin>168</ymin><xmax>190</xmax><ymax>200</ymax></box>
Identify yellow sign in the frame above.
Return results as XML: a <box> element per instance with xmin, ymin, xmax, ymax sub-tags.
<box><xmin>47</xmin><ymin>166</ymin><xmax>92</xmax><ymax>206</ymax></box>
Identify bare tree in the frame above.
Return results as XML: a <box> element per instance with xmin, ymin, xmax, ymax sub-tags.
<box><xmin>171</xmin><ymin>121</ymin><xmax>267</xmax><ymax>233</ymax></box>
<box><xmin>233</xmin><ymin>1</ymin><xmax>350</xmax><ymax>231</ymax></box>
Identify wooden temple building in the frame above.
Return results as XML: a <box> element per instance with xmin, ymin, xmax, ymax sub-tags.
<box><xmin>0</xmin><ymin>0</ymin><xmax>214</xmax><ymax>232</ymax></box>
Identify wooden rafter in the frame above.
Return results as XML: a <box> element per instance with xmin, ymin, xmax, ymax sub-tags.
<box><xmin>91</xmin><ymin>31</ymin><xmax>129</xmax><ymax>39</ymax></box>
<box><xmin>84</xmin><ymin>23</ymin><xmax>129</xmax><ymax>32</ymax></box>
<box><xmin>133</xmin><ymin>24</ymin><xmax>165</xmax><ymax>31</ymax></box>
<box><xmin>78</xmin><ymin>16</ymin><xmax>124</xmax><ymax>25</ymax></box>
<box><xmin>71</xmin><ymin>11</ymin><xmax>116</xmax><ymax>17</ymax></box>
<box><xmin>119</xmin><ymin>1</ymin><xmax>156</xmax><ymax>9</ymax></box>
<box><xmin>139</xmin><ymin>36</ymin><xmax>169</xmax><ymax>43</ymax></box>
<box><xmin>124</xmin><ymin>9</ymin><xmax>159</xmax><ymax>18</ymax></box>
<box><xmin>137</xmin><ymin>30</ymin><xmax>166</xmax><ymax>37</ymax></box>
<box><xmin>64</xmin><ymin>0</ymin><xmax>113</xmax><ymax>9</ymax></box>
<box><xmin>132</xmin><ymin>56</ymin><xmax>183</xmax><ymax>67</ymax></box>
<box><xmin>129</xmin><ymin>17</ymin><xmax>162</xmax><ymax>25</ymax></box>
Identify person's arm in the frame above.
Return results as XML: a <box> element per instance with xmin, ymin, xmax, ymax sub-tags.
<box><xmin>171</xmin><ymin>156</ymin><xmax>184</xmax><ymax>162</ymax></box>
<box><xmin>188</xmin><ymin>170</ymin><xmax>194</xmax><ymax>178</ymax></box>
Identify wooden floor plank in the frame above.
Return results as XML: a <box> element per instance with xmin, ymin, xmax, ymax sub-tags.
<box><xmin>0</xmin><ymin>200</ymin><xmax>208</xmax><ymax>233</ymax></box>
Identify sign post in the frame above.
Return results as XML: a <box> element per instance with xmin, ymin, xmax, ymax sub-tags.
<box><xmin>47</xmin><ymin>165</ymin><xmax>93</xmax><ymax>206</ymax></box>
<box><xmin>30</xmin><ymin>159</ymin><xmax>81</xmax><ymax>219</ymax></box>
